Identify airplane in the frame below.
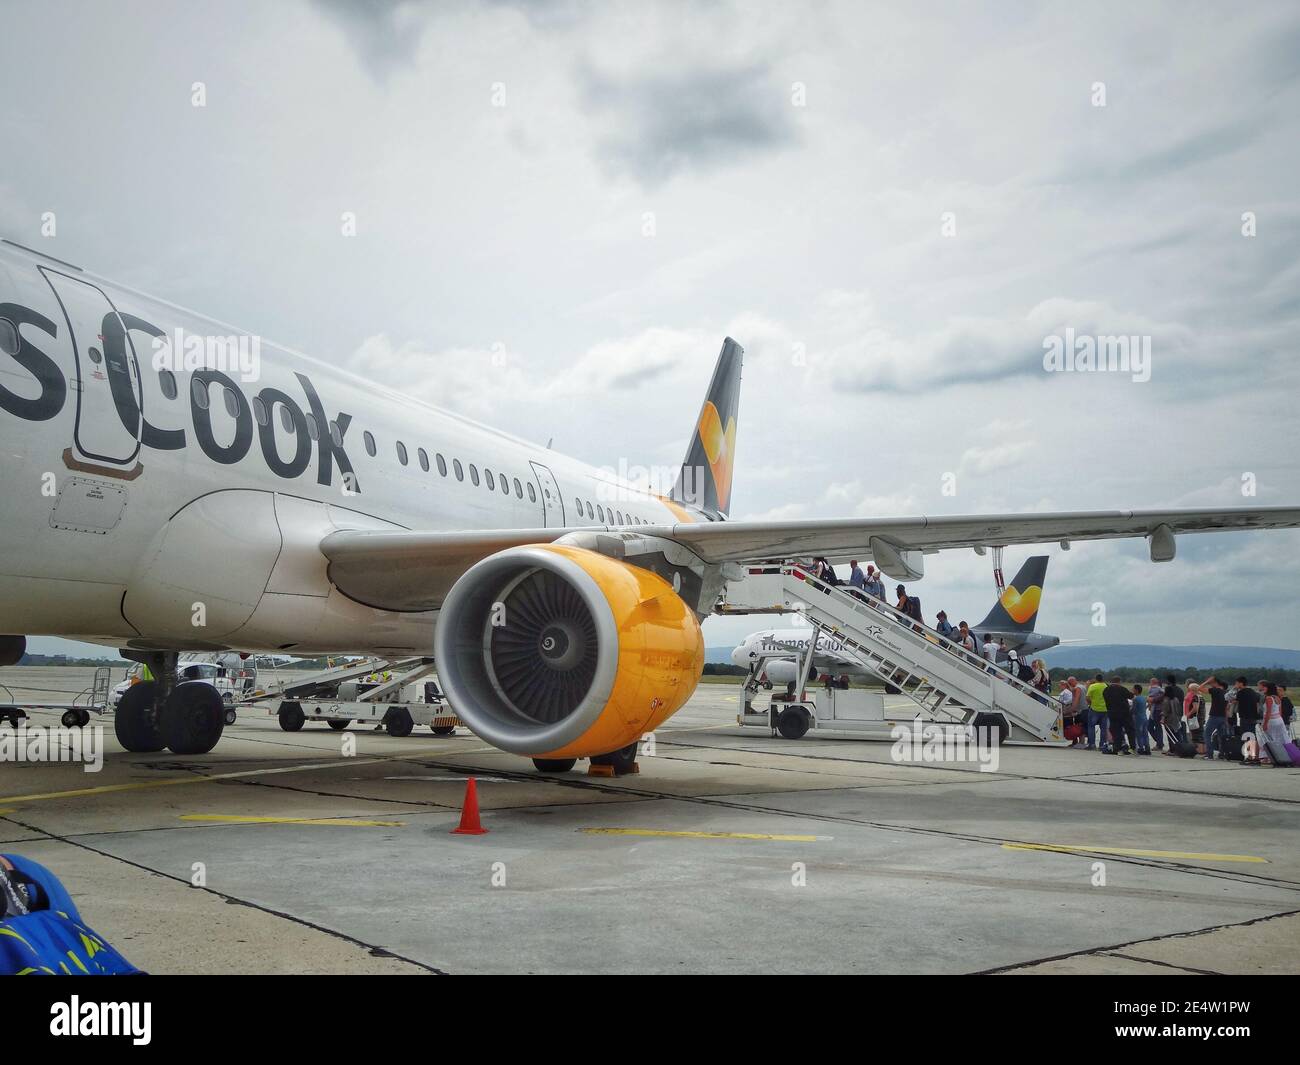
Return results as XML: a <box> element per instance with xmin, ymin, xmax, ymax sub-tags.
<box><xmin>1</xmin><ymin>237</ymin><xmax>1298</xmax><ymax>773</ymax></box>
<box><xmin>729</xmin><ymin>556</ymin><xmax>1062</xmax><ymax>685</ymax></box>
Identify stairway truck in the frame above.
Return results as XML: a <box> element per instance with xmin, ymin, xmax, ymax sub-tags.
<box><xmin>275</xmin><ymin>675</ymin><xmax>461</xmax><ymax>737</ymax></box>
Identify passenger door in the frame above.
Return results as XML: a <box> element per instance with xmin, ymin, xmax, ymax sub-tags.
<box><xmin>529</xmin><ymin>461</ymin><xmax>565</xmax><ymax>527</ymax></box>
<box><xmin>41</xmin><ymin>268</ymin><xmax>142</xmax><ymax>469</ymax></box>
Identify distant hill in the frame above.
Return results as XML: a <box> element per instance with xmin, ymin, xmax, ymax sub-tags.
<box><xmin>1041</xmin><ymin>645</ymin><xmax>1300</xmax><ymax>671</ymax></box>
<box><xmin>707</xmin><ymin>646</ymin><xmax>738</xmax><ymax>664</ymax></box>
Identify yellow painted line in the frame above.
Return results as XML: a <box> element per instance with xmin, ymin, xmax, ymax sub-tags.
<box><xmin>180</xmin><ymin>814</ymin><xmax>404</xmax><ymax>828</ymax></box>
<box><xmin>1003</xmin><ymin>843</ymin><xmax>1267</xmax><ymax>864</ymax></box>
<box><xmin>0</xmin><ymin>809</ymin><xmax>15</xmax><ymax>816</ymax></box>
<box><xmin>584</xmin><ymin>828</ymin><xmax>821</xmax><ymax>842</ymax></box>
<box><xmin>0</xmin><ymin>745</ymin><xmax>484</xmax><ymax>806</ymax></box>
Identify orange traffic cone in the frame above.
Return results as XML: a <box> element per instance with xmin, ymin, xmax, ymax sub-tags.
<box><xmin>451</xmin><ymin>777</ymin><xmax>488</xmax><ymax>835</ymax></box>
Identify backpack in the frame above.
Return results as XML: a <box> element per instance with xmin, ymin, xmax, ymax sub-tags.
<box><xmin>1017</xmin><ymin>662</ymin><xmax>1034</xmax><ymax>682</ymax></box>
<box><xmin>0</xmin><ymin>854</ymin><xmax>141</xmax><ymax>975</ymax></box>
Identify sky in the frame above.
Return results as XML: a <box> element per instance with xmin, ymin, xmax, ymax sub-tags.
<box><xmin>2</xmin><ymin>0</ymin><xmax>1298</xmax><ymax>658</ymax></box>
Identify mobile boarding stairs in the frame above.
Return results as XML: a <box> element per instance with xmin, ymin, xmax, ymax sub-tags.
<box><xmin>720</xmin><ymin>565</ymin><xmax>1064</xmax><ymax>745</ymax></box>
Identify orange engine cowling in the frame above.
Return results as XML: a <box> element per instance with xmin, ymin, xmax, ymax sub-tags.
<box><xmin>432</xmin><ymin>544</ymin><xmax>704</xmax><ymax>759</ymax></box>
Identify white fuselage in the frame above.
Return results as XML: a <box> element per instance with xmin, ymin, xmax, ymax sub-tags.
<box><xmin>0</xmin><ymin>243</ymin><xmax>696</xmax><ymax>655</ymax></box>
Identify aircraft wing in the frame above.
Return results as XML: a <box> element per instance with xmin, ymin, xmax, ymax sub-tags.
<box><xmin>319</xmin><ymin>505</ymin><xmax>1300</xmax><ymax>612</ymax></box>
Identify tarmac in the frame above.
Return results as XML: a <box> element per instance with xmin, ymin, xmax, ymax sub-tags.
<box><xmin>1</xmin><ymin>675</ymin><xmax>1297</xmax><ymax>974</ymax></box>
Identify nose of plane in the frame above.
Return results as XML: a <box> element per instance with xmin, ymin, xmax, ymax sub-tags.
<box><xmin>730</xmin><ymin>644</ymin><xmax>748</xmax><ymax>667</ymax></box>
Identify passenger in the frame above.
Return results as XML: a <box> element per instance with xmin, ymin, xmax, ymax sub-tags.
<box><xmin>1183</xmin><ymin>682</ymin><xmax>1204</xmax><ymax>753</ymax></box>
<box><xmin>1259</xmin><ymin>681</ymin><xmax>1291</xmax><ymax>765</ymax></box>
<box><xmin>895</xmin><ymin>585</ymin><xmax>923</xmax><ymax>629</ymax></box>
<box><xmin>847</xmin><ymin>559</ymin><xmax>868</xmax><ymax>600</ymax></box>
<box><xmin>981</xmin><ymin>633</ymin><xmax>998</xmax><ymax>670</ymax></box>
<box><xmin>863</xmin><ymin>566</ymin><xmax>887</xmax><ymax>602</ymax></box>
<box><xmin>1202</xmin><ymin>676</ymin><xmax>1228</xmax><ymax>761</ymax></box>
<box><xmin>957</xmin><ymin>622</ymin><xmax>979</xmax><ymax>657</ymax></box>
<box><xmin>1103</xmin><ymin>676</ymin><xmax>1135</xmax><ymax>754</ymax></box>
<box><xmin>1161</xmin><ymin>674</ymin><xmax>1186</xmax><ymax>753</ymax></box>
<box><xmin>1060</xmin><ymin>680</ymin><xmax>1082</xmax><ymax>744</ymax></box>
<box><xmin>1086</xmin><ymin>673</ymin><xmax>1110</xmax><ymax>752</ymax></box>
<box><xmin>1004</xmin><ymin>642</ymin><xmax>1021</xmax><ymax>675</ymax></box>
<box><xmin>935</xmin><ymin>610</ymin><xmax>955</xmax><ymax>640</ymax></box>
<box><xmin>1281</xmin><ymin>685</ymin><xmax>1295</xmax><ymax>734</ymax></box>
<box><xmin>1233</xmin><ymin>677</ymin><xmax>1261</xmax><ymax>740</ymax></box>
<box><xmin>1130</xmin><ymin>683</ymin><xmax>1150</xmax><ymax>755</ymax></box>
<box><xmin>1146</xmin><ymin>677</ymin><xmax>1166</xmax><ymax>751</ymax></box>
<box><xmin>1031</xmin><ymin>658</ymin><xmax>1051</xmax><ymax>695</ymax></box>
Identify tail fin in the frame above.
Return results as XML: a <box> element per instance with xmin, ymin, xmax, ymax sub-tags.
<box><xmin>976</xmin><ymin>556</ymin><xmax>1049</xmax><ymax>633</ymax></box>
<box><xmin>672</xmin><ymin>337</ymin><xmax>743</xmax><ymax>518</ymax></box>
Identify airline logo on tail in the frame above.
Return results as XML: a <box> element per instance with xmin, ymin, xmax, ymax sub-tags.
<box><xmin>999</xmin><ymin>582</ymin><xmax>1042</xmax><ymax>625</ymax></box>
<box><xmin>696</xmin><ymin>400</ymin><xmax>737</xmax><ymax>513</ymax></box>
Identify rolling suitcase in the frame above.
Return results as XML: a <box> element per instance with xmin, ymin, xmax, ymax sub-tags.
<box><xmin>1164</xmin><ymin>724</ymin><xmax>1196</xmax><ymax>759</ymax></box>
<box><xmin>1216</xmin><ymin>724</ymin><xmax>1244</xmax><ymax>762</ymax></box>
<box><xmin>1262</xmin><ymin>735</ymin><xmax>1294</xmax><ymax>767</ymax></box>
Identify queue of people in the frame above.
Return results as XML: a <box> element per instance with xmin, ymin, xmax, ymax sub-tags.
<box><xmin>1057</xmin><ymin>673</ymin><xmax>1298</xmax><ymax>765</ymax></box>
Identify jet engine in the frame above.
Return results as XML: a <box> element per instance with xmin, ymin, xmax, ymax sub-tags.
<box><xmin>433</xmin><ymin>545</ymin><xmax>704</xmax><ymax>760</ymax></box>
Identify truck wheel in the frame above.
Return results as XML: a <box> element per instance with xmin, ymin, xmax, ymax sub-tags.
<box><xmin>385</xmin><ymin>708</ymin><xmax>414</xmax><ymax>738</ymax></box>
<box><xmin>114</xmin><ymin>681</ymin><xmax>165</xmax><ymax>752</ymax></box>
<box><xmin>328</xmin><ymin>719</ymin><xmax>350</xmax><ymax>731</ymax></box>
<box><xmin>532</xmin><ymin>758</ymin><xmax>577</xmax><ymax>773</ymax></box>
<box><xmin>777</xmin><ymin>706</ymin><xmax>810</xmax><ymax>739</ymax></box>
<box><xmin>972</xmin><ymin>712</ymin><xmax>1010</xmax><ymax>746</ymax></box>
<box><xmin>278</xmin><ymin>702</ymin><xmax>305</xmax><ymax>732</ymax></box>
<box><xmin>61</xmin><ymin>709</ymin><xmax>82</xmax><ymax>728</ymax></box>
<box><xmin>224</xmin><ymin>708</ymin><xmax>238</xmax><ymax>726</ymax></box>
<box><xmin>160</xmin><ymin>681</ymin><xmax>225</xmax><ymax>755</ymax></box>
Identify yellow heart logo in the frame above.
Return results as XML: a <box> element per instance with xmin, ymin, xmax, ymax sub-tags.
<box><xmin>697</xmin><ymin>401</ymin><xmax>736</xmax><ymax>511</ymax></box>
<box><xmin>1000</xmin><ymin>584</ymin><xmax>1042</xmax><ymax>624</ymax></box>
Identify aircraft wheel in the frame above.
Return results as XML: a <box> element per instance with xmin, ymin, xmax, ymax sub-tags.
<box><xmin>278</xmin><ymin>702</ymin><xmax>305</xmax><ymax>732</ymax></box>
<box><xmin>160</xmin><ymin>681</ymin><xmax>225</xmax><ymax>755</ymax></box>
<box><xmin>385</xmin><ymin>708</ymin><xmax>414</xmax><ymax>737</ymax></box>
<box><xmin>777</xmin><ymin>706</ymin><xmax>811</xmax><ymax>740</ymax></box>
<box><xmin>532</xmin><ymin>758</ymin><xmax>576</xmax><ymax>773</ymax></box>
<box><xmin>114</xmin><ymin>681</ymin><xmax>165</xmax><ymax>752</ymax></box>
<box><xmin>431</xmin><ymin>725</ymin><xmax>455</xmax><ymax>736</ymax></box>
<box><xmin>591</xmin><ymin>742</ymin><xmax>639</xmax><ymax>775</ymax></box>
<box><xmin>327</xmin><ymin>719</ymin><xmax>350</xmax><ymax>731</ymax></box>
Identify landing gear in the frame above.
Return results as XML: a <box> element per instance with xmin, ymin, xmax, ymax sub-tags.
<box><xmin>590</xmin><ymin>742</ymin><xmax>639</xmax><ymax>776</ymax></box>
<box><xmin>532</xmin><ymin>757</ymin><xmax>577</xmax><ymax>773</ymax></box>
<box><xmin>159</xmin><ymin>681</ymin><xmax>225</xmax><ymax>755</ymax></box>
<box><xmin>278</xmin><ymin>702</ymin><xmax>305</xmax><ymax>731</ymax></box>
<box><xmin>114</xmin><ymin>681</ymin><xmax>165</xmax><ymax>752</ymax></box>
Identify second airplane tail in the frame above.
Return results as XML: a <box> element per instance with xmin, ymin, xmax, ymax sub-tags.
<box><xmin>975</xmin><ymin>555</ymin><xmax>1049</xmax><ymax>633</ymax></box>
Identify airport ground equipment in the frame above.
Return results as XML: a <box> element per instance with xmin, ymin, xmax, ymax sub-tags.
<box><xmin>0</xmin><ymin>666</ymin><xmax>113</xmax><ymax>729</ymax></box>
<box><xmin>267</xmin><ymin>657</ymin><xmax>461</xmax><ymax>737</ymax></box>
<box><xmin>722</xmin><ymin>564</ymin><xmax>1064</xmax><ymax>744</ymax></box>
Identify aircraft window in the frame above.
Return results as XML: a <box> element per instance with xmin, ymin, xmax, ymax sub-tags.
<box><xmin>330</xmin><ymin>421</ymin><xmax>343</xmax><ymax>448</ymax></box>
<box><xmin>418</xmin><ymin>447</ymin><xmax>429</xmax><ymax>472</ymax></box>
<box><xmin>437</xmin><ymin>453</ymin><xmax>447</xmax><ymax>476</ymax></box>
<box><xmin>280</xmin><ymin>405</ymin><xmax>295</xmax><ymax>433</ymax></box>
<box><xmin>88</xmin><ymin>347</ymin><xmax>103</xmax><ymax>364</ymax></box>
<box><xmin>364</xmin><ymin>430</ymin><xmax>376</xmax><ymax>456</ymax></box>
<box><xmin>191</xmin><ymin>377</ymin><xmax>209</xmax><ymax>410</ymax></box>
<box><xmin>585</xmin><ymin>501</ymin><xmax>593</xmax><ymax>519</ymax></box>
<box><xmin>306</xmin><ymin>413</ymin><xmax>320</xmax><ymax>440</ymax></box>
<box><xmin>597</xmin><ymin>505</ymin><xmax>605</xmax><ymax>522</ymax></box>
<box><xmin>0</xmin><ymin>318</ymin><xmax>18</xmax><ymax>357</ymax></box>
<box><xmin>159</xmin><ymin>369</ymin><xmax>178</xmax><ymax>400</ymax></box>
<box><xmin>454</xmin><ymin>459</ymin><xmax>464</xmax><ymax>481</ymax></box>
<box><xmin>222</xmin><ymin>387</ymin><xmax>239</xmax><ymax>419</ymax></box>
<box><xmin>527</xmin><ymin>483</ymin><xmax>536</xmax><ymax>502</ymax></box>
<box><xmin>500</xmin><ymin>472</ymin><xmax>509</xmax><ymax>494</ymax></box>
<box><xmin>469</xmin><ymin>464</ymin><xmax>480</xmax><ymax>487</ymax></box>
<box><xmin>397</xmin><ymin>441</ymin><xmax>408</xmax><ymax>466</ymax></box>
<box><xmin>485</xmin><ymin>469</ymin><xmax>495</xmax><ymax>491</ymax></box>
<box><xmin>575</xmin><ymin>497</ymin><xmax>582</xmax><ymax>515</ymax></box>
<box><xmin>252</xmin><ymin>397</ymin><xmax>268</xmax><ymax>426</ymax></box>
<box><xmin>616</xmin><ymin>511</ymin><xmax>624</xmax><ymax>525</ymax></box>
<box><xmin>513</xmin><ymin>477</ymin><xmax>522</xmax><ymax>498</ymax></box>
